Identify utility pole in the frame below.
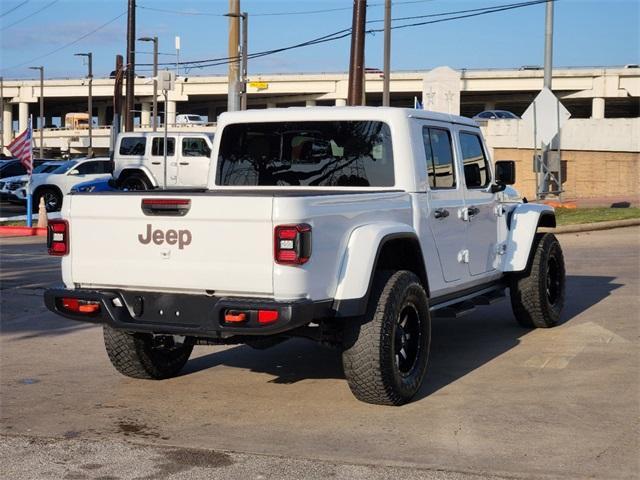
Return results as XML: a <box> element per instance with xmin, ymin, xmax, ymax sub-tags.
<box><xmin>543</xmin><ymin>0</ymin><xmax>554</xmax><ymax>90</ymax></box>
<box><xmin>241</xmin><ymin>12</ymin><xmax>248</xmax><ymax>110</ymax></box>
<box><xmin>347</xmin><ymin>0</ymin><xmax>367</xmax><ymax>106</ymax></box>
<box><xmin>138</xmin><ymin>36</ymin><xmax>158</xmax><ymax>131</ymax></box>
<box><xmin>125</xmin><ymin>0</ymin><xmax>136</xmax><ymax>132</ymax></box>
<box><xmin>29</xmin><ymin>66</ymin><xmax>44</xmax><ymax>158</ymax></box>
<box><xmin>111</xmin><ymin>55</ymin><xmax>124</xmax><ymax>155</ymax></box>
<box><xmin>75</xmin><ymin>52</ymin><xmax>93</xmax><ymax>157</ymax></box>
<box><xmin>227</xmin><ymin>0</ymin><xmax>241</xmax><ymax>112</ymax></box>
<box><xmin>382</xmin><ymin>0</ymin><xmax>391</xmax><ymax>107</ymax></box>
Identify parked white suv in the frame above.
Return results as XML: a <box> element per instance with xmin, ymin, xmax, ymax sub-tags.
<box><xmin>45</xmin><ymin>107</ymin><xmax>564</xmax><ymax>405</ymax></box>
<box><xmin>113</xmin><ymin>132</ymin><xmax>214</xmax><ymax>190</ymax></box>
<box><xmin>14</xmin><ymin>158</ymin><xmax>112</xmax><ymax>211</ymax></box>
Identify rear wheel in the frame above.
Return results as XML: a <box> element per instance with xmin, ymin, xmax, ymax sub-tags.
<box><xmin>510</xmin><ymin>233</ymin><xmax>565</xmax><ymax>328</ymax></box>
<box><xmin>120</xmin><ymin>173</ymin><xmax>151</xmax><ymax>191</ymax></box>
<box><xmin>342</xmin><ymin>270</ymin><xmax>431</xmax><ymax>406</ymax></box>
<box><xmin>103</xmin><ymin>326</ymin><xmax>194</xmax><ymax>379</ymax></box>
<box><xmin>35</xmin><ymin>187</ymin><xmax>62</xmax><ymax>212</ymax></box>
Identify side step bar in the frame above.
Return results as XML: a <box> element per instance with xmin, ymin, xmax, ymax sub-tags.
<box><xmin>430</xmin><ymin>285</ymin><xmax>506</xmax><ymax>318</ymax></box>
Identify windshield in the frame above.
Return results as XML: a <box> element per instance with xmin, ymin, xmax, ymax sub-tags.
<box><xmin>51</xmin><ymin>160</ymin><xmax>77</xmax><ymax>174</ymax></box>
<box><xmin>217</xmin><ymin>121</ymin><xmax>394</xmax><ymax>187</ymax></box>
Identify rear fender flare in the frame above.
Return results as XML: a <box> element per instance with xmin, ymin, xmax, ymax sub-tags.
<box><xmin>117</xmin><ymin>167</ymin><xmax>158</xmax><ymax>188</ymax></box>
<box><xmin>502</xmin><ymin>203</ymin><xmax>556</xmax><ymax>272</ymax></box>
<box><xmin>334</xmin><ymin>223</ymin><xmax>420</xmax><ymax>301</ymax></box>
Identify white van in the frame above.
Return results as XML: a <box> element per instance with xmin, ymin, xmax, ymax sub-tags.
<box><xmin>114</xmin><ymin>132</ymin><xmax>214</xmax><ymax>190</ymax></box>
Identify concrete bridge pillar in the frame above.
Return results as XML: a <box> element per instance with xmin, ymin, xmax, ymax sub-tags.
<box><xmin>335</xmin><ymin>98</ymin><xmax>347</xmax><ymax>106</ymax></box>
<box><xmin>166</xmin><ymin>100</ymin><xmax>176</xmax><ymax>126</ymax></box>
<box><xmin>141</xmin><ymin>102</ymin><xmax>151</xmax><ymax>127</ymax></box>
<box><xmin>18</xmin><ymin>102</ymin><xmax>29</xmax><ymax>132</ymax></box>
<box><xmin>207</xmin><ymin>104</ymin><xmax>217</xmax><ymax>123</ymax></box>
<box><xmin>3</xmin><ymin>103</ymin><xmax>13</xmax><ymax>148</ymax></box>
<box><xmin>97</xmin><ymin>105</ymin><xmax>107</xmax><ymax>126</ymax></box>
<box><xmin>592</xmin><ymin>97</ymin><xmax>605</xmax><ymax>119</ymax></box>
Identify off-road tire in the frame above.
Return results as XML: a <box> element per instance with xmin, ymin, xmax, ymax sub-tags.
<box><xmin>35</xmin><ymin>187</ymin><xmax>62</xmax><ymax>212</ymax></box>
<box><xmin>103</xmin><ymin>325</ymin><xmax>193</xmax><ymax>379</ymax></box>
<box><xmin>120</xmin><ymin>173</ymin><xmax>151</xmax><ymax>191</ymax></box>
<box><xmin>510</xmin><ymin>233</ymin><xmax>565</xmax><ymax>328</ymax></box>
<box><xmin>342</xmin><ymin>270</ymin><xmax>431</xmax><ymax>406</ymax></box>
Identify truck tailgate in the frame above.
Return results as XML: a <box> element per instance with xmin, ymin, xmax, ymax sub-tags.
<box><xmin>68</xmin><ymin>194</ymin><xmax>274</xmax><ymax>296</ymax></box>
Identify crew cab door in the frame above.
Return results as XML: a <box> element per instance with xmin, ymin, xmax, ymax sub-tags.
<box><xmin>149</xmin><ymin>136</ymin><xmax>178</xmax><ymax>186</ymax></box>
<box><xmin>418</xmin><ymin>123</ymin><xmax>469</xmax><ymax>284</ymax></box>
<box><xmin>177</xmin><ymin>136</ymin><xmax>212</xmax><ymax>187</ymax></box>
<box><xmin>457</xmin><ymin>129</ymin><xmax>499</xmax><ymax>276</ymax></box>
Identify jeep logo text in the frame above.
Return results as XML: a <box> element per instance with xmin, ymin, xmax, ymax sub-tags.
<box><xmin>138</xmin><ymin>224</ymin><xmax>192</xmax><ymax>249</ymax></box>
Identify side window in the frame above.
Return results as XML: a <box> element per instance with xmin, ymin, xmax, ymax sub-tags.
<box><xmin>151</xmin><ymin>137</ymin><xmax>175</xmax><ymax>156</ymax></box>
<box><xmin>75</xmin><ymin>161</ymin><xmax>102</xmax><ymax>175</ymax></box>
<box><xmin>119</xmin><ymin>137</ymin><xmax>146</xmax><ymax>156</ymax></box>
<box><xmin>459</xmin><ymin>132</ymin><xmax>491</xmax><ymax>188</ymax></box>
<box><xmin>422</xmin><ymin>127</ymin><xmax>455</xmax><ymax>189</ymax></box>
<box><xmin>182</xmin><ymin>137</ymin><xmax>211</xmax><ymax>157</ymax></box>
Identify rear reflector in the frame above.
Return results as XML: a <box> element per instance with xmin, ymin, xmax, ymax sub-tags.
<box><xmin>61</xmin><ymin>298</ymin><xmax>100</xmax><ymax>314</ymax></box>
<box><xmin>224</xmin><ymin>311</ymin><xmax>248</xmax><ymax>323</ymax></box>
<box><xmin>274</xmin><ymin>224</ymin><xmax>311</xmax><ymax>265</ymax></box>
<box><xmin>47</xmin><ymin>219</ymin><xmax>69</xmax><ymax>256</ymax></box>
<box><xmin>258</xmin><ymin>310</ymin><xmax>279</xmax><ymax>325</ymax></box>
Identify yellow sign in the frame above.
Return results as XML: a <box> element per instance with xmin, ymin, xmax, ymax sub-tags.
<box><xmin>249</xmin><ymin>81</ymin><xmax>268</xmax><ymax>90</ymax></box>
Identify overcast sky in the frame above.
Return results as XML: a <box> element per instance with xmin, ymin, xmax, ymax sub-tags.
<box><xmin>1</xmin><ymin>0</ymin><xmax>638</xmax><ymax>79</ymax></box>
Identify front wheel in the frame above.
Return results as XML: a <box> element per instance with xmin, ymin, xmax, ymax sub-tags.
<box><xmin>103</xmin><ymin>326</ymin><xmax>193</xmax><ymax>379</ymax></box>
<box><xmin>510</xmin><ymin>233</ymin><xmax>566</xmax><ymax>328</ymax></box>
<box><xmin>342</xmin><ymin>270</ymin><xmax>431</xmax><ymax>406</ymax></box>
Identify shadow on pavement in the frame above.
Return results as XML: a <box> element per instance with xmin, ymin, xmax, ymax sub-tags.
<box><xmin>176</xmin><ymin>274</ymin><xmax>622</xmax><ymax>397</ymax></box>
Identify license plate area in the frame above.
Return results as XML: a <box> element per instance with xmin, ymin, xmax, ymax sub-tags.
<box><xmin>119</xmin><ymin>291</ymin><xmax>217</xmax><ymax>327</ymax></box>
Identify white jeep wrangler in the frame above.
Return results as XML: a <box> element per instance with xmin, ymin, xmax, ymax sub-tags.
<box><xmin>45</xmin><ymin>107</ymin><xmax>564</xmax><ymax>405</ymax></box>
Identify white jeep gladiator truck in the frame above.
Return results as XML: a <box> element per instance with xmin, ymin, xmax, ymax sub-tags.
<box><xmin>45</xmin><ymin>107</ymin><xmax>565</xmax><ymax>406</ymax></box>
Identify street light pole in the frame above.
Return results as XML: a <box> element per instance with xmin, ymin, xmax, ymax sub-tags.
<box><xmin>75</xmin><ymin>52</ymin><xmax>93</xmax><ymax>157</ymax></box>
<box><xmin>138</xmin><ymin>36</ymin><xmax>158</xmax><ymax>131</ymax></box>
<box><xmin>382</xmin><ymin>0</ymin><xmax>391</xmax><ymax>107</ymax></box>
<box><xmin>29</xmin><ymin>66</ymin><xmax>44</xmax><ymax>158</ymax></box>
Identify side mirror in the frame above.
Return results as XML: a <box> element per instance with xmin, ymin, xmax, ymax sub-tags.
<box><xmin>68</xmin><ymin>169</ymin><xmax>79</xmax><ymax>176</ymax></box>
<box><xmin>495</xmin><ymin>160</ymin><xmax>516</xmax><ymax>185</ymax></box>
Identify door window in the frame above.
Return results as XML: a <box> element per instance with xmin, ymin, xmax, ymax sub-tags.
<box><xmin>182</xmin><ymin>138</ymin><xmax>211</xmax><ymax>157</ymax></box>
<box><xmin>75</xmin><ymin>161</ymin><xmax>111</xmax><ymax>175</ymax></box>
<box><xmin>151</xmin><ymin>137</ymin><xmax>175</xmax><ymax>156</ymax></box>
<box><xmin>459</xmin><ymin>132</ymin><xmax>491</xmax><ymax>188</ymax></box>
<box><xmin>422</xmin><ymin>127</ymin><xmax>456</xmax><ymax>189</ymax></box>
<box><xmin>119</xmin><ymin>137</ymin><xmax>146</xmax><ymax>155</ymax></box>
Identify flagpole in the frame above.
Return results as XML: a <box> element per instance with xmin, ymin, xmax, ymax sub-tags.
<box><xmin>26</xmin><ymin>115</ymin><xmax>33</xmax><ymax>228</ymax></box>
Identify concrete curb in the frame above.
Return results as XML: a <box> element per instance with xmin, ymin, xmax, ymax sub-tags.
<box><xmin>0</xmin><ymin>226</ymin><xmax>47</xmax><ymax>237</ymax></box>
<box><xmin>540</xmin><ymin>218</ymin><xmax>640</xmax><ymax>234</ymax></box>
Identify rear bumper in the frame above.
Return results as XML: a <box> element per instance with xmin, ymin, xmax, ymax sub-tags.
<box><xmin>44</xmin><ymin>288</ymin><xmax>328</xmax><ymax>338</ymax></box>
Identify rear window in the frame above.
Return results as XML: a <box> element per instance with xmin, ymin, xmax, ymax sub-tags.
<box><xmin>216</xmin><ymin>121</ymin><xmax>394</xmax><ymax>187</ymax></box>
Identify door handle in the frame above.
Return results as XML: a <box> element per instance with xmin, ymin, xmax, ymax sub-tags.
<box><xmin>151</xmin><ymin>161</ymin><xmax>161</xmax><ymax>165</ymax></box>
<box><xmin>179</xmin><ymin>162</ymin><xmax>189</xmax><ymax>166</ymax></box>
<box><xmin>434</xmin><ymin>208</ymin><xmax>449</xmax><ymax>219</ymax></box>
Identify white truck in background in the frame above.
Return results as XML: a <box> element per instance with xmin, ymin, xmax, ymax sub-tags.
<box><xmin>45</xmin><ymin>107</ymin><xmax>565</xmax><ymax>405</ymax></box>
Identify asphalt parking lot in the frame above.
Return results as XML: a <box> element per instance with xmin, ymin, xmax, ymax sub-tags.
<box><xmin>1</xmin><ymin>228</ymin><xmax>638</xmax><ymax>479</ymax></box>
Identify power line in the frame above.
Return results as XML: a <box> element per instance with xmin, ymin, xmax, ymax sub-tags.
<box><xmin>2</xmin><ymin>11</ymin><xmax>127</xmax><ymax>72</ymax></box>
<box><xmin>3</xmin><ymin>0</ymin><xmax>58</xmax><ymax>29</ymax></box>
<box><xmin>0</xmin><ymin>0</ymin><xmax>30</xmax><ymax>18</ymax></box>
<box><xmin>140</xmin><ymin>0</ymin><xmax>550</xmax><ymax>70</ymax></box>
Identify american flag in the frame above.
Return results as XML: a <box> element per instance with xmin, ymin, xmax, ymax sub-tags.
<box><xmin>7</xmin><ymin>124</ymin><xmax>33</xmax><ymax>175</ymax></box>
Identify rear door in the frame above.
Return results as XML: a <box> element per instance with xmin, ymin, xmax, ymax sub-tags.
<box><xmin>419</xmin><ymin>123</ymin><xmax>469</xmax><ymax>283</ymax></box>
<box><xmin>149</xmin><ymin>136</ymin><xmax>178</xmax><ymax>186</ymax></box>
<box><xmin>177</xmin><ymin>136</ymin><xmax>212</xmax><ymax>187</ymax></box>
<box><xmin>457</xmin><ymin>129</ymin><xmax>499</xmax><ymax>276</ymax></box>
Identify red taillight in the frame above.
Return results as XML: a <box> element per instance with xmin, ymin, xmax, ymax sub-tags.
<box><xmin>61</xmin><ymin>297</ymin><xmax>100</xmax><ymax>314</ymax></box>
<box><xmin>47</xmin><ymin>219</ymin><xmax>69</xmax><ymax>256</ymax></box>
<box><xmin>258</xmin><ymin>310</ymin><xmax>279</xmax><ymax>325</ymax></box>
<box><xmin>274</xmin><ymin>224</ymin><xmax>311</xmax><ymax>265</ymax></box>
